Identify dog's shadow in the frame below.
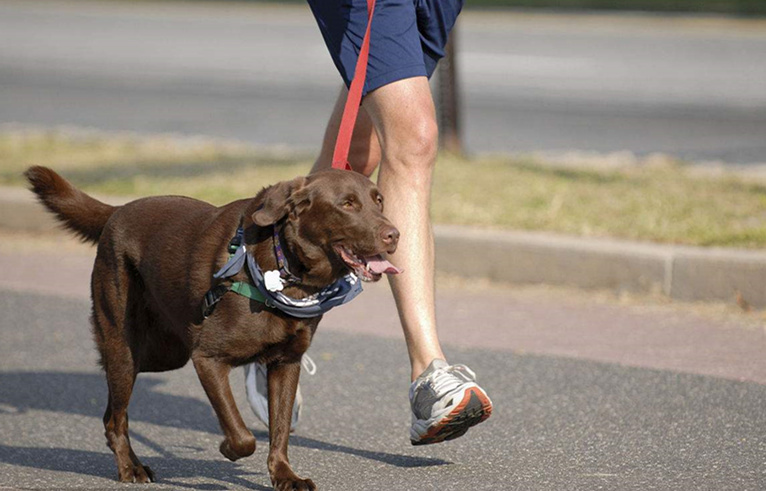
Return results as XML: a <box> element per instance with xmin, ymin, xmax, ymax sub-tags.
<box><xmin>0</xmin><ymin>371</ymin><xmax>449</xmax><ymax>488</ymax></box>
<box><xmin>0</xmin><ymin>443</ymin><xmax>270</xmax><ymax>491</ymax></box>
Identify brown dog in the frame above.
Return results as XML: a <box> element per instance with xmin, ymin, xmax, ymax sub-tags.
<box><xmin>25</xmin><ymin>166</ymin><xmax>400</xmax><ymax>490</ymax></box>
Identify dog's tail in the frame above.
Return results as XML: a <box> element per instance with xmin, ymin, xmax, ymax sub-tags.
<box><xmin>24</xmin><ymin>166</ymin><xmax>117</xmax><ymax>244</ymax></box>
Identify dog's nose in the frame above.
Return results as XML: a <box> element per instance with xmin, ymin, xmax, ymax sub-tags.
<box><xmin>381</xmin><ymin>226</ymin><xmax>400</xmax><ymax>250</ymax></box>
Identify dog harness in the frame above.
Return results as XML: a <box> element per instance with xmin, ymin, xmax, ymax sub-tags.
<box><xmin>202</xmin><ymin>0</ymin><xmax>375</xmax><ymax>318</ymax></box>
<box><xmin>201</xmin><ymin>226</ymin><xmax>363</xmax><ymax>319</ymax></box>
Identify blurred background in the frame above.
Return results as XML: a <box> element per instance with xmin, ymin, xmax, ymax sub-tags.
<box><xmin>1</xmin><ymin>0</ymin><xmax>764</xmax><ymax>163</ymax></box>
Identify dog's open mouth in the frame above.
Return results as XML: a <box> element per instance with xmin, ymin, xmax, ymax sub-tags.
<box><xmin>334</xmin><ymin>245</ymin><xmax>402</xmax><ymax>282</ymax></box>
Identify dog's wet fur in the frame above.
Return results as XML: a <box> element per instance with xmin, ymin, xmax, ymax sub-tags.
<box><xmin>25</xmin><ymin>166</ymin><xmax>399</xmax><ymax>490</ymax></box>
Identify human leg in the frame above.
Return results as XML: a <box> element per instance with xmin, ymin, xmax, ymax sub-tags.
<box><xmin>245</xmin><ymin>0</ymin><xmax>491</xmax><ymax>443</ymax></box>
<box><xmin>311</xmin><ymin>85</ymin><xmax>381</xmax><ymax>177</ymax></box>
<box><xmin>341</xmin><ymin>76</ymin><xmax>493</xmax><ymax>443</ymax></box>
<box><xmin>359</xmin><ymin>76</ymin><xmax>444</xmax><ymax>380</ymax></box>
<box><xmin>305</xmin><ymin>0</ymin><xmax>461</xmax><ymax>378</ymax></box>
<box><xmin>310</xmin><ymin>77</ymin><xmax>444</xmax><ymax>379</ymax></box>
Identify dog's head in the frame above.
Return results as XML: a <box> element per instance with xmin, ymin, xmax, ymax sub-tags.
<box><xmin>249</xmin><ymin>169</ymin><xmax>401</xmax><ymax>286</ymax></box>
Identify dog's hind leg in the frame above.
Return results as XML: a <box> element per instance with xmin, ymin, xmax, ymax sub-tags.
<box><xmin>92</xmin><ymin>258</ymin><xmax>154</xmax><ymax>483</ymax></box>
<box><xmin>101</xmin><ymin>368</ymin><xmax>154</xmax><ymax>483</ymax></box>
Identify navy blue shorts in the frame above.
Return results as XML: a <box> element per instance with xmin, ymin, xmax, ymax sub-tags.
<box><xmin>307</xmin><ymin>0</ymin><xmax>464</xmax><ymax>96</ymax></box>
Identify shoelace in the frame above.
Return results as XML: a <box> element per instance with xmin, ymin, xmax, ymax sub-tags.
<box><xmin>302</xmin><ymin>354</ymin><xmax>317</xmax><ymax>376</ymax></box>
<box><xmin>427</xmin><ymin>365</ymin><xmax>475</xmax><ymax>395</ymax></box>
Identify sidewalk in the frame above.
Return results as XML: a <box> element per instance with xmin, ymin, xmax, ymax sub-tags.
<box><xmin>3</xmin><ymin>185</ymin><xmax>766</xmax><ymax>308</ymax></box>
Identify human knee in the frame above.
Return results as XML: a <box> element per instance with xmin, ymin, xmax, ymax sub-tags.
<box><xmin>386</xmin><ymin>118</ymin><xmax>438</xmax><ymax>172</ymax></box>
<box><xmin>315</xmin><ymin>145</ymin><xmax>380</xmax><ymax>177</ymax></box>
<box><xmin>348</xmin><ymin>142</ymin><xmax>381</xmax><ymax>177</ymax></box>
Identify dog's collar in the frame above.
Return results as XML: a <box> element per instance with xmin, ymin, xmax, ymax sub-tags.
<box><xmin>216</xmin><ymin>225</ymin><xmax>299</xmax><ymax>287</ymax></box>
<box><xmin>272</xmin><ymin>224</ymin><xmax>302</xmax><ymax>286</ymax></box>
<box><xmin>201</xmin><ymin>226</ymin><xmax>363</xmax><ymax>319</ymax></box>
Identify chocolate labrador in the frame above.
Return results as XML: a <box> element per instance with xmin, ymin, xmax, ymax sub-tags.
<box><xmin>25</xmin><ymin>166</ymin><xmax>400</xmax><ymax>490</ymax></box>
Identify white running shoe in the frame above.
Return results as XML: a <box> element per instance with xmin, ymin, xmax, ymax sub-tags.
<box><xmin>244</xmin><ymin>357</ymin><xmax>314</xmax><ymax>432</ymax></box>
<box><xmin>409</xmin><ymin>359</ymin><xmax>493</xmax><ymax>445</ymax></box>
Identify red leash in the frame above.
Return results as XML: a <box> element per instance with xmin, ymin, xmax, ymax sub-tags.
<box><xmin>331</xmin><ymin>0</ymin><xmax>376</xmax><ymax>171</ymax></box>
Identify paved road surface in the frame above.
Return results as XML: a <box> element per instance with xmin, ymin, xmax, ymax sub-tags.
<box><xmin>0</xmin><ymin>235</ymin><xmax>765</xmax><ymax>490</ymax></box>
<box><xmin>1</xmin><ymin>0</ymin><xmax>766</xmax><ymax>162</ymax></box>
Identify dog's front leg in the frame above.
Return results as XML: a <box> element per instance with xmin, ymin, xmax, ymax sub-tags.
<box><xmin>192</xmin><ymin>355</ymin><xmax>256</xmax><ymax>461</ymax></box>
<box><xmin>267</xmin><ymin>361</ymin><xmax>316</xmax><ymax>491</ymax></box>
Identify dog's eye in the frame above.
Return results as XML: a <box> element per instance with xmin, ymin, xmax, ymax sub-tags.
<box><xmin>375</xmin><ymin>195</ymin><xmax>384</xmax><ymax>210</ymax></box>
<box><xmin>342</xmin><ymin>196</ymin><xmax>356</xmax><ymax>209</ymax></box>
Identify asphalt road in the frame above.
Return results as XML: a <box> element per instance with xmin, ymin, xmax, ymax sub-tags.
<box><xmin>1</xmin><ymin>238</ymin><xmax>765</xmax><ymax>490</ymax></box>
<box><xmin>2</xmin><ymin>290</ymin><xmax>766</xmax><ymax>490</ymax></box>
<box><xmin>1</xmin><ymin>0</ymin><xmax>766</xmax><ymax>162</ymax></box>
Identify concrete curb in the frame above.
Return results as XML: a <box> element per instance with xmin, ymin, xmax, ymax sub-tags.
<box><xmin>435</xmin><ymin>225</ymin><xmax>766</xmax><ymax>308</ymax></box>
<box><xmin>3</xmin><ymin>186</ymin><xmax>765</xmax><ymax>308</ymax></box>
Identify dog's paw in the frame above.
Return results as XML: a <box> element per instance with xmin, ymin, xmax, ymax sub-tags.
<box><xmin>117</xmin><ymin>464</ymin><xmax>154</xmax><ymax>483</ymax></box>
<box><xmin>270</xmin><ymin>460</ymin><xmax>315</xmax><ymax>490</ymax></box>
<box><xmin>273</xmin><ymin>476</ymin><xmax>316</xmax><ymax>491</ymax></box>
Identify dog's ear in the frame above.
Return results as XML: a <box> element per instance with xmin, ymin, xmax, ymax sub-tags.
<box><xmin>252</xmin><ymin>176</ymin><xmax>309</xmax><ymax>226</ymax></box>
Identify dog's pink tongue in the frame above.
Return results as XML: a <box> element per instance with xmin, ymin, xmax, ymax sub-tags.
<box><xmin>366</xmin><ymin>255</ymin><xmax>403</xmax><ymax>275</ymax></box>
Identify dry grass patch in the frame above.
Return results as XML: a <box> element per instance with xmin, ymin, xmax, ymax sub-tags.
<box><xmin>0</xmin><ymin>128</ymin><xmax>312</xmax><ymax>203</ymax></box>
<box><xmin>2</xmin><ymin>128</ymin><xmax>765</xmax><ymax>248</ymax></box>
<box><xmin>432</xmin><ymin>155</ymin><xmax>766</xmax><ymax>247</ymax></box>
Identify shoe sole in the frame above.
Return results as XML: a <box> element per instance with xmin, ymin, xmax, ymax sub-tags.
<box><xmin>411</xmin><ymin>387</ymin><xmax>492</xmax><ymax>446</ymax></box>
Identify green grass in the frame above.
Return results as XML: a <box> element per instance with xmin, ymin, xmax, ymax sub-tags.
<box><xmin>432</xmin><ymin>157</ymin><xmax>766</xmax><ymax>247</ymax></box>
<box><xmin>2</xmin><ymin>129</ymin><xmax>766</xmax><ymax>248</ymax></box>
